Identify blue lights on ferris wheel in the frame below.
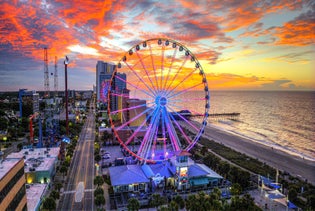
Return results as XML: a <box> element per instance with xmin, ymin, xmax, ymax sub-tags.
<box><xmin>108</xmin><ymin>38</ymin><xmax>210</xmax><ymax>163</ymax></box>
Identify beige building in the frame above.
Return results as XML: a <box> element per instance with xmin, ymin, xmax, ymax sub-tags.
<box><xmin>0</xmin><ymin>158</ymin><xmax>27</xmax><ymax>211</ymax></box>
<box><xmin>127</xmin><ymin>99</ymin><xmax>147</xmax><ymax>127</ymax></box>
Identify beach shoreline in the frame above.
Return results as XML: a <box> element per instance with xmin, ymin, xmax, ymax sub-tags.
<box><xmin>203</xmin><ymin>124</ymin><xmax>315</xmax><ymax>184</ymax></box>
<box><xmin>182</xmin><ymin>121</ymin><xmax>315</xmax><ymax>185</ymax></box>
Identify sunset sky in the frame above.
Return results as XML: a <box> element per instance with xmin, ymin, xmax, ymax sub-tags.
<box><xmin>0</xmin><ymin>0</ymin><xmax>314</xmax><ymax>92</ymax></box>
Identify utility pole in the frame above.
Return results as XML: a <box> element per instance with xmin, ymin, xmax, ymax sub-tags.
<box><xmin>44</xmin><ymin>48</ymin><xmax>50</xmax><ymax>98</ymax></box>
<box><xmin>54</xmin><ymin>56</ymin><xmax>58</xmax><ymax>97</ymax></box>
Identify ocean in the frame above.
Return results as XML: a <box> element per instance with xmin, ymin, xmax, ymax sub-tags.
<box><xmin>206</xmin><ymin>91</ymin><xmax>315</xmax><ymax>161</ymax></box>
<box><xmin>130</xmin><ymin>90</ymin><xmax>315</xmax><ymax>161</ymax></box>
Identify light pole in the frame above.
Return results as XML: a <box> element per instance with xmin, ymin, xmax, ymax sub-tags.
<box><xmin>64</xmin><ymin>56</ymin><xmax>69</xmax><ymax>136</ymax></box>
<box><xmin>60</xmin><ymin>56</ymin><xmax>69</xmax><ymax>160</ymax></box>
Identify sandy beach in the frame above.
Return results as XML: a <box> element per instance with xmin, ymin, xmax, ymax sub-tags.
<box><xmin>202</xmin><ymin>124</ymin><xmax>315</xmax><ymax>185</ymax></box>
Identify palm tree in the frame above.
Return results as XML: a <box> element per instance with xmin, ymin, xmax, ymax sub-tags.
<box><xmin>42</xmin><ymin>197</ymin><xmax>56</xmax><ymax>211</ymax></box>
<box><xmin>212</xmin><ymin>187</ymin><xmax>221</xmax><ymax>200</ymax></box>
<box><xmin>230</xmin><ymin>183</ymin><xmax>242</xmax><ymax>196</ymax></box>
<box><xmin>200</xmin><ymin>146</ymin><xmax>208</xmax><ymax>155</ymax></box>
<box><xmin>127</xmin><ymin>198</ymin><xmax>140</xmax><ymax>211</ymax></box>
<box><xmin>59</xmin><ymin>165</ymin><xmax>68</xmax><ymax>179</ymax></box>
<box><xmin>168</xmin><ymin>200</ymin><xmax>179</xmax><ymax>211</ymax></box>
<box><xmin>94</xmin><ymin>187</ymin><xmax>104</xmax><ymax>197</ymax></box>
<box><xmin>94</xmin><ymin>175</ymin><xmax>105</xmax><ymax>187</ymax></box>
<box><xmin>50</xmin><ymin>190</ymin><xmax>60</xmax><ymax>200</ymax></box>
<box><xmin>95</xmin><ymin>154</ymin><xmax>101</xmax><ymax>163</ymax></box>
<box><xmin>150</xmin><ymin>193</ymin><xmax>166</xmax><ymax>209</ymax></box>
<box><xmin>55</xmin><ymin>182</ymin><xmax>63</xmax><ymax>191</ymax></box>
<box><xmin>94</xmin><ymin>194</ymin><xmax>106</xmax><ymax>208</ymax></box>
<box><xmin>173</xmin><ymin>195</ymin><xmax>185</xmax><ymax>209</ymax></box>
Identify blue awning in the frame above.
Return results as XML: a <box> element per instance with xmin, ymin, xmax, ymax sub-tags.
<box><xmin>190</xmin><ymin>178</ymin><xmax>209</xmax><ymax>186</ymax></box>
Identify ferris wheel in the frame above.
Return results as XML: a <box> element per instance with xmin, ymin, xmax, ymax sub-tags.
<box><xmin>108</xmin><ymin>38</ymin><xmax>210</xmax><ymax>163</ymax></box>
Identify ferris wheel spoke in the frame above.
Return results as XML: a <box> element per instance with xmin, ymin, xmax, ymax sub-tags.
<box><xmin>164</xmin><ymin>55</ymin><xmax>189</xmax><ymax>93</ymax></box>
<box><xmin>165</xmin><ymin>66</ymin><xmax>199</xmax><ymax>97</ymax></box>
<box><xmin>115</xmin><ymin>75</ymin><xmax>154</xmax><ymax>98</ymax></box>
<box><xmin>160</xmin><ymin>42</ymin><xmax>165</xmax><ymax>94</ymax></box>
<box><xmin>116</xmin><ymin>107</ymin><xmax>152</xmax><ymax>131</ymax></box>
<box><xmin>168</xmin><ymin>111</ymin><xmax>192</xmax><ymax>146</ymax></box>
<box><xmin>148</xmin><ymin>41</ymin><xmax>160</xmax><ymax>92</ymax></box>
<box><xmin>168</xmin><ymin>97</ymin><xmax>206</xmax><ymax>103</ymax></box>
<box><xmin>151</xmin><ymin>123</ymin><xmax>160</xmax><ymax>160</ymax></box>
<box><xmin>123</xmin><ymin>61</ymin><xmax>156</xmax><ymax>96</ymax></box>
<box><xmin>163</xmin><ymin>108</ymin><xmax>181</xmax><ymax>151</ymax></box>
<box><xmin>135</xmin><ymin>51</ymin><xmax>158</xmax><ymax>95</ymax></box>
<box><xmin>124</xmin><ymin>110</ymin><xmax>154</xmax><ymax>146</ymax></box>
<box><xmin>109</xmin><ymin>38</ymin><xmax>210</xmax><ymax>163</ymax></box>
<box><xmin>162</xmin><ymin>47</ymin><xmax>177</xmax><ymax>91</ymax></box>
<box><xmin>161</xmin><ymin>110</ymin><xmax>167</xmax><ymax>157</ymax></box>
<box><xmin>110</xmin><ymin>102</ymin><xmax>152</xmax><ymax>115</ymax></box>
<box><xmin>138</xmin><ymin>107</ymin><xmax>159</xmax><ymax>159</ymax></box>
<box><xmin>167</xmin><ymin>82</ymin><xmax>203</xmax><ymax>99</ymax></box>
<box><xmin>145</xmin><ymin>108</ymin><xmax>161</xmax><ymax>160</ymax></box>
<box><xmin>169</xmin><ymin>102</ymin><xmax>206</xmax><ymax>118</ymax></box>
<box><xmin>166</xmin><ymin>105</ymin><xmax>199</xmax><ymax>132</ymax></box>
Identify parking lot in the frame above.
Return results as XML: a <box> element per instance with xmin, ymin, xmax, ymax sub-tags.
<box><xmin>98</xmin><ymin>145</ymin><xmax>140</xmax><ymax>173</ymax></box>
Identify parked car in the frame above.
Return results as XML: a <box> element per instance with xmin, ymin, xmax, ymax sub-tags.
<box><xmin>102</xmin><ymin>154</ymin><xmax>110</xmax><ymax>159</ymax></box>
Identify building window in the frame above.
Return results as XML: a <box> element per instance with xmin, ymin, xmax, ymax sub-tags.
<box><xmin>139</xmin><ymin>183</ymin><xmax>145</xmax><ymax>191</ymax></box>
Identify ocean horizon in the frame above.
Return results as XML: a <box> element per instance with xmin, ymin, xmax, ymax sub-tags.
<box><xmin>202</xmin><ymin>90</ymin><xmax>315</xmax><ymax>162</ymax></box>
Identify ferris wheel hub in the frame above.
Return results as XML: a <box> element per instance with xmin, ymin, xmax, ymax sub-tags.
<box><xmin>155</xmin><ymin>96</ymin><xmax>167</xmax><ymax>107</ymax></box>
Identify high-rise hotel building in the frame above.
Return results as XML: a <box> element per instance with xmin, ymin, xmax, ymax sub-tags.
<box><xmin>0</xmin><ymin>158</ymin><xmax>27</xmax><ymax>210</ymax></box>
<box><xmin>96</xmin><ymin>61</ymin><xmax>127</xmax><ymax>111</ymax></box>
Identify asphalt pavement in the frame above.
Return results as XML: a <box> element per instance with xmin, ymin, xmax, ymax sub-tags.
<box><xmin>58</xmin><ymin>109</ymin><xmax>96</xmax><ymax>211</ymax></box>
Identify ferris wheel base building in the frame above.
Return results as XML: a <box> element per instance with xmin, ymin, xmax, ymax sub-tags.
<box><xmin>108</xmin><ymin>151</ymin><xmax>223</xmax><ymax>194</ymax></box>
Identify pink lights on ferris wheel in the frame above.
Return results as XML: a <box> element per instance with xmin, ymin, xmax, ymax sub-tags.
<box><xmin>108</xmin><ymin>38</ymin><xmax>210</xmax><ymax>163</ymax></box>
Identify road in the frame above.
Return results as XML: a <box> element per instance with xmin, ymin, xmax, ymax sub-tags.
<box><xmin>58</xmin><ymin>108</ymin><xmax>96</xmax><ymax>211</ymax></box>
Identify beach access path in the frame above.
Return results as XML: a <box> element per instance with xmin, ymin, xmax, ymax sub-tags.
<box><xmin>183</xmin><ymin>122</ymin><xmax>315</xmax><ymax>185</ymax></box>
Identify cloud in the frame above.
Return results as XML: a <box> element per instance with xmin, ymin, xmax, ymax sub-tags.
<box><xmin>265</xmin><ymin>50</ymin><xmax>314</xmax><ymax>63</ymax></box>
<box><xmin>257</xmin><ymin>1</ymin><xmax>315</xmax><ymax>46</ymax></box>
<box><xmin>67</xmin><ymin>45</ymin><xmax>101</xmax><ymax>56</ymax></box>
<box><xmin>0</xmin><ymin>0</ymin><xmax>314</xmax><ymax>91</ymax></box>
<box><xmin>260</xmin><ymin>79</ymin><xmax>309</xmax><ymax>90</ymax></box>
<box><xmin>195</xmin><ymin>50</ymin><xmax>222</xmax><ymax>64</ymax></box>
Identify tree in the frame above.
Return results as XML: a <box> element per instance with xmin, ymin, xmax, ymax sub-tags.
<box><xmin>168</xmin><ymin>200</ymin><xmax>178</xmax><ymax>211</ymax></box>
<box><xmin>0</xmin><ymin>116</ymin><xmax>8</xmax><ymax>130</ymax></box>
<box><xmin>55</xmin><ymin>182</ymin><xmax>63</xmax><ymax>191</ymax></box>
<box><xmin>94</xmin><ymin>187</ymin><xmax>104</xmax><ymax>197</ymax></box>
<box><xmin>94</xmin><ymin>194</ymin><xmax>106</xmax><ymax>208</ymax></box>
<box><xmin>150</xmin><ymin>193</ymin><xmax>166</xmax><ymax>209</ymax></box>
<box><xmin>50</xmin><ymin>190</ymin><xmax>60</xmax><ymax>200</ymax></box>
<box><xmin>95</xmin><ymin>154</ymin><xmax>101</xmax><ymax>163</ymax></box>
<box><xmin>186</xmin><ymin>192</ymin><xmax>214</xmax><ymax>211</ymax></box>
<box><xmin>173</xmin><ymin>195</ymin><xmax>185</xmax><ymax>209</ymax></box>
<box><xmin>127</xmin><ymin>198</ymin><xmax>140</xmax><ymax>211</ymax></box>
<box><xmin>94</xmin><ymin>175</ymin><xmax>105</xmax><ymax>187</ymax></box>
<box><xmin>230</xmin><ymin>183</ymin><xmax>242</xmax><ymax>196</ymax></box>
<box><xmin>212</xmin><ymin>187</ymin><xmax>221</xmax><ymax>200</ymax></box>
<box><xmin>59</xmin><ymin>165</ymin><xmax>68</xmax><ymax>179</ymax></box>
<box><xmin>288</xmin><ymin>188</ymin><xmax>298</xmax><ymax>202</ymax></box>
<box><xmin>185</xmin><ymin>194</ymin><xmax>199</xmax><ymax>211</ymax></box>
<box><xmin>42</xmin><ymin>197</ymin><xmax>56</xmax><ymax>211</ymax></box>
<box><xmin>200</xmin><ymin>146</ymin><xmax>208</xmax><ymax>156</ymax></box>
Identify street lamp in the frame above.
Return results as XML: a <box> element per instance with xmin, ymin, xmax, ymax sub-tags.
<box><xmin>64</xmin><ymin>56</ymin><xmax>69</xmax><ymax>136</ymax></box>
<box><xmin>60</xmin><ymin>56</ymin><xmax>69</xmax><ymax>161</ymax></box>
